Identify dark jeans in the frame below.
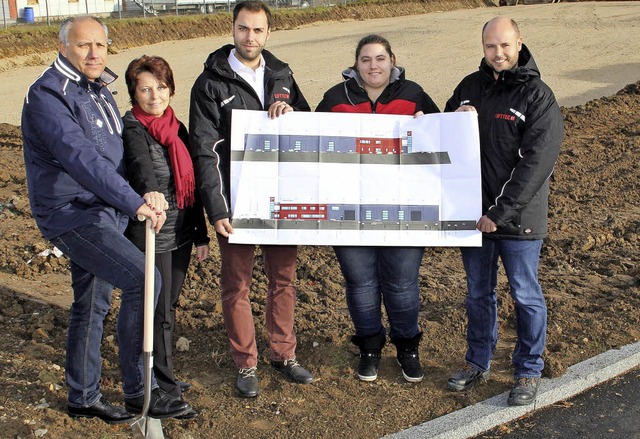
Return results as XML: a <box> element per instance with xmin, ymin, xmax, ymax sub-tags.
<box><xmin>154</xmin><ymin>242</ymin><xmax>192</xmax><ymax>397</ymax></box>
<box><xmin>333</xmin><ymin>246</ymin><xmax>424</xmax><ymax>340</ymax></box>
<box><xmin>52</xmin><ymin>222</ymin><xmax>161</xmax><ymax>407</ymax></box>
<box><xmin>460</xmin><ymin>238</ymin><xmax>546</xmax><ymax>378</ymax></box>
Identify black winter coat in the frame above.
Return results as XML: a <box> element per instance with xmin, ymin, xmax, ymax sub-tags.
<box><xmin>122</xmin><ymin>111</ymin><xmax>209</xmax><ymax>253</ymax></box>
<box><xmin>189</xmin><ymin>45</ymin><xmax>310</xmax><ymax>225</ymax></box>
<box><xmin>445</xmin><ymin>44</ymin><xmax>564</xmax><ymax>240</ymax></box>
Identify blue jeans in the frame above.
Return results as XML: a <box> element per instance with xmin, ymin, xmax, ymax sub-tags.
<box><xmin>52</xmin><ymin>221</ymin><xmax>161</xmax><ymax>407</ymax></box>
<box><xmin>460</xmin><ymin>238</ymin><xmax>546</xmax><ymax>378</ymax></box>
<box><xmin>334</xmin><ymin>246</ymin><xmax>424</xmax><ymax>339</ymax></box>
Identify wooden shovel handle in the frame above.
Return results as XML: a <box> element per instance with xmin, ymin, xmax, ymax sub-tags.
<box><xmin>140</xmin><ymin>215</ymin><xmax>155</xmax><ymax>353</ymax></box>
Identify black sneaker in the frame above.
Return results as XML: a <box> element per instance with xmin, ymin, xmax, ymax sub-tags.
<box><xmin>391</xmin><ymin>333</ymin><xmax>424</xmax><ymax>383</ymax></box>
<box><xmin>352</xmin><ymin>331</ymin><xmax>386</xmax><ymax>382</ymax></box>
<box><xmin>447</xmin><ymin>364</ymin><xmax>490</xmax><ymax>391</ymax></box>
<box><xmin>397</xmin><ymin>352</ymin><xmax>424</xmax><ymax>383</ymax></box>
<box><xmin>507</xmin><ymin>377</ymin><xmax>540</xmax><ymax>406</ymax></box>
<box><xmin>271</xmin><ymin>359</ymin><xmax>314</xmax><ymax>384</ymax></box>
<box><xmin>357</xmin><ymin>351</ymin><xmax>382</xmax><ymax>382</ymax></box>
<box><xmin>236</xmin><ymin>367</ymin><xmax>259</xmax><ymax>398</ymax></box>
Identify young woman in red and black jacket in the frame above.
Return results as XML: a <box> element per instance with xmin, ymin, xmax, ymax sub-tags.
<box><xmin>316</xmin><ymin>34</ymin><xmax>439</xmax><ymax>384</ymax></box>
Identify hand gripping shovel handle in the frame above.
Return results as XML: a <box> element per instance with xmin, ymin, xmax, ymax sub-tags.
<box><xmin>131</xmin><ymin>214</ymin><xmax>156</xmax><ymax>438</ymax></box>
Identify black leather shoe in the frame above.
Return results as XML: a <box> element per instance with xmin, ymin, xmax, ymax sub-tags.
<box><xmin>237</xmin><ymin>367</ymin><xmax>259</xmax><ymax>398</ymax></box>
<box><xmin>68</xmin><ymin>396</ymin><xmax>135</xmax><ymax>425</ymax></box>
<box><xmin>448</xmin><ymin>364</ymin><xmax>490</xmax><ymax>391</ymax></box>
<box><xmin>177</xmin><ymin>380</ymin><xmax>192</xmax><ymax>394</ymax></box>
<box><xmin>271</xmin><ymin>359</ymin><xmax>314</xmax><ymax>384</ymax></box>
<box><xmin>507</xmin><ymin>377</ymin><xmax>540</xmax><ymax>406</ymax></box>
<box><xmin>175</xmin><ymin>407</ymin><xmax>199</xmax><ymax>420</ymax></box>
<box><xmin>125</xmin><ymin>388</ymin><xmax>190</xmax><ymax>419</ymax></box>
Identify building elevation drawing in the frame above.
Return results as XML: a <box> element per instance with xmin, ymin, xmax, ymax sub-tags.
<box><xmin>228</xmin><ymin>110</ymin><xmax>482</xmax><ymax>247</ymax></box>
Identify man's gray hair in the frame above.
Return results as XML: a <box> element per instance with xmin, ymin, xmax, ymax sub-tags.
<box><xmin>59</xmin><ymin>16</ymin><xmax>109</xmax><ymax>47</ymax></box>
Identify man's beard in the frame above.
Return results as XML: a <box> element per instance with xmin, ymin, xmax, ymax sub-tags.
<box><xmin>236</xmin><ymin>44</ymin><xmax>262</xmax><ymax>63</ymax></box>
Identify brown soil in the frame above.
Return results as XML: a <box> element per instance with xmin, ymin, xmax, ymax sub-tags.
<box><xmin>1</xmin><ymin>3</ymin><xmax>640</xmax><ymax>439</ymax></box>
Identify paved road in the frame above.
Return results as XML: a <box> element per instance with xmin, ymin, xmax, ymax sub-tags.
<box><xmin>386</xmin><ymin>341</ymin><xmax>640</xmax><ymax>439</ymax></box>
<box><xmin>475</xmin><ymin>366</ymin><xmax>640</xmax><ymax>439</ymax></box>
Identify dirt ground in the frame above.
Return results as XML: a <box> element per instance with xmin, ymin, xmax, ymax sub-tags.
<box><xmin>0</xmin><ymin>2</ymin><xmax>639</xmax><ymax>439</ymax></box>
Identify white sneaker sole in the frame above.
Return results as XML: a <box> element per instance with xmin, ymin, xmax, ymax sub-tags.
<box><xmin>357</xmin><ymin>373</ymin><xmax>378</xmax><ymax>382</ymax></box>
<box><xmin>397</xmin><ymin>359</ymin><xmax>424</xmax><ymax>383</ymax></box>
<box><xmin>402</xmin><ymin>371</ymin><xmax>424</xmax><ymax>383</ymax></box>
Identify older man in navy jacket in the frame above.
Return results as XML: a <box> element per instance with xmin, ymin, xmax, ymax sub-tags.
<box><xmin>22</xmin><ymin>16</ymin><xmax>189</xmax><ymax>423</ymax></box>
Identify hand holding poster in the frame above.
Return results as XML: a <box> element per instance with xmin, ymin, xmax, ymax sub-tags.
<box><xmin>229</xmin><ymin>110</ymin><xmax>481</xmax><ymax>247</ymax></box>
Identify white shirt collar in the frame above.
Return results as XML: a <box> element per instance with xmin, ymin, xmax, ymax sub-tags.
<box><xmin>228</xmin><ymin>48</ymin><xmax>266</xmax><ymax>107</ymax></box>
<box><xmin>228</xmin><ymin>48</ymin><xmax>265</xmax><ymax>73</ymax></box>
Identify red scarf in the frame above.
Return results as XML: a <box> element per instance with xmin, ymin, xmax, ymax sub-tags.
<box><xmin>132</xmin><ymin>103</ymin><xmax>195</xmax><ymax>209</ymax></box>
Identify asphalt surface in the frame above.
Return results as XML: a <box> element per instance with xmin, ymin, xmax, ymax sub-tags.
<box><xmin>474</xmin><ymin>366</ymin><xmax>640</xmax><ymax>439</ymax></box>
<box><xmin>385</xmin><ymin>341</ymin><xmax>640</xmax><ymax>439</ymax></box>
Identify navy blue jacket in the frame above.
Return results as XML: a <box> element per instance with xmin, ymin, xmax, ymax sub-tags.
<box><xmin>22</xmin><ymin>54</ymin><xmax>145</xmax><ymax>240</ymax></box>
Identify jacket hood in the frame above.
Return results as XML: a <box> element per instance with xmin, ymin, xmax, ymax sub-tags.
<box><xmin>479</xmin><ymin>43</ymin><xmax>540</xmax><ymax>84</ymax></box>
<box><xmin>341</xmin><ymin>65</ymin><xmax>404</xmax><ymax>88</ymax></box>
<box><xmin>203</xmin><ymin>44</ymin><xmax>290</xmax><ymax>77</ymax></box>
<box><xmin>334</xmin><ymin>66</ymin><xmax>407</xmax><ymax>108</ymax></box>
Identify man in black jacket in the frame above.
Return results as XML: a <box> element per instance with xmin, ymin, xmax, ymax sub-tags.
<box><xmin>189</xmin><ymin>0</ymin><xmax>312</xmax><ymax>398</ymax></box>
<box><xmin>444</xmin><ymin>16</ymin><xmax>564</xmax><ymax>406</ymax></box>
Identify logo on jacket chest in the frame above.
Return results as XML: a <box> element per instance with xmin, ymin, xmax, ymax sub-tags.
<box><xmin>80</xmin><ymin>101</ymin><xmax>108</xmax><ymax>150</ymax></box>
<box><xmin>495</xmin><ymin>113</ymin><xmax>516</xmax><ymax>121</ymax></box>
<box><xmin>273</xmin><ymin>87</ymin><xmax>291</xmax><ymax>100</ymax></box>
<box><xmin>495</xmin><ymin>108</ymin><xmax>525</xmax><ymax>123</ymax></box>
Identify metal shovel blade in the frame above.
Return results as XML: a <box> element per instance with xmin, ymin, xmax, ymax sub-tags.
<box><xmin>130</xmin><ymin>352</ymin><xmax>154</xmax><ymax>438</ymax></box>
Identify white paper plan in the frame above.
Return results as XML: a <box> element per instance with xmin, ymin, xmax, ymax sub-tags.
<box><xmin>228</xmin><ymin>109</ymin><xmax>482</xmax><ymax>247</ymax></box>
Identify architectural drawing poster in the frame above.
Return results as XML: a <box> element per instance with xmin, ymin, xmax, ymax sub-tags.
<box><xmin>228</xmin><ymin>110</ymin><xmax>482</xmax><ymax>246</ymax></box>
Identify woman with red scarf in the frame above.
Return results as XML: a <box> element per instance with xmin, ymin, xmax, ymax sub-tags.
<box><xmin>123</xmin><ymin>55</ymin><xmax>209</xmax><ymax>420</ymax></box>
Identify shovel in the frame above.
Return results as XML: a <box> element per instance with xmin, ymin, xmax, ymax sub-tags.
<box><xmin>130</xmin><ymin>215</ymin><xmax>163</xmax><ymax>438</ymax></box>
